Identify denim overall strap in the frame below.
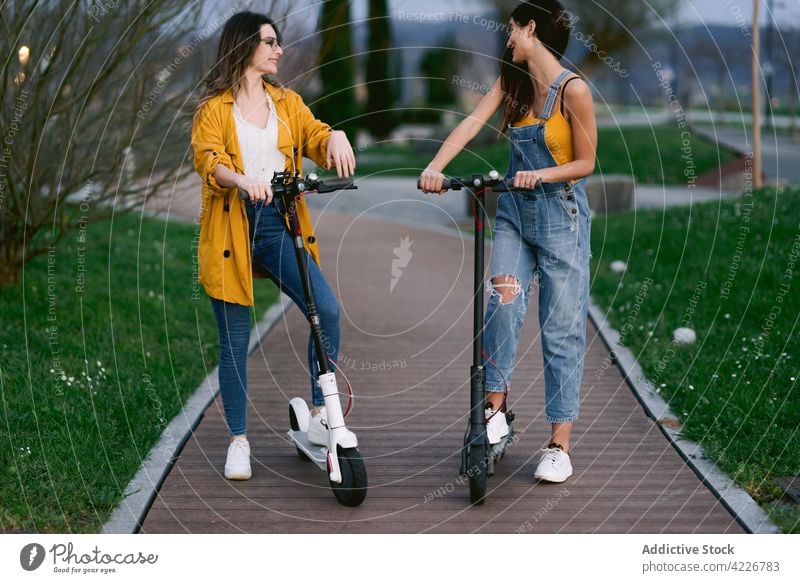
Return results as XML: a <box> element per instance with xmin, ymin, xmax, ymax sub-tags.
<box><xmin>540</xmin><ymin>69</ymin><xmax>575</xmax><ymax>120</ymax></box>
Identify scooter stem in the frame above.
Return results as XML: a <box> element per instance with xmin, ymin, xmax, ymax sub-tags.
<box><xmin>470</xmin><ymin>183</ymin><xmax>488</xmax><ymax>436</ymax></box>
<box><xmin>284</xmin><ymin>195</ymin><xmax>329</xmax><ymax>376</ymax></box>
<box><xmin>472</xmin><ymin>181</ymin><xmax>486</xmax><ymax>369</ymax></box>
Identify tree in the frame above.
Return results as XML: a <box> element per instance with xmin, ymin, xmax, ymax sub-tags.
<box><xmin>0</xmin><ymin>0</ymin><xmax>204</xmax><ymax>287</ymax></box>
<box><xmin>487</xmin><ymin>0</ymin><xmax>681</xmax><ymax>73</ymax></box>
<box><xmin>315</xmin><ymin>1</ymin><xmax>358</xmax><ymax>136</ymax></box>
<box><xmin>364</xmin><ymin>0</ymin><xmax>397</xmax><ymax>139</ymax></box>
<box><xmin>419</xmin><ymin>37</ymin><xmax>460</xmax><ymax>108</ymax></box>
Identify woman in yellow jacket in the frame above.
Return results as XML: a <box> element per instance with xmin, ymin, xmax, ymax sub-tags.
<box><xmin>191</xmin><ymin>11</ymin><xmax>356</xmax><ymax>480</ymax></box>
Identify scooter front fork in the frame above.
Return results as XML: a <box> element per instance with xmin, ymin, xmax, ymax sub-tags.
<box><xmin>318</xmin><ymin>372</ymin><xmax>357</xmax><ymax>483</ymax></box>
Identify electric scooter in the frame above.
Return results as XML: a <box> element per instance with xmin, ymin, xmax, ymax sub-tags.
<box><xmin>240</xmin><ymin>171</ymin><xmax>367</xmax><ymax>507</ymax></box>
<box><xmin>419</xmin><ymin>170</ymin><xmax>521</xmax><ymax>505</ymax></box>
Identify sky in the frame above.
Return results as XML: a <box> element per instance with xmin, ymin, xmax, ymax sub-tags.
<box><xmin>349</xmin><ymin>0</ymin><xmax>800</xmax><ymax>28</ymax></box>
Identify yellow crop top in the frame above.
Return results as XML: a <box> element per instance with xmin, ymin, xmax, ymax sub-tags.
<box><xmin>511</xmin><ymin>77</ymin><xmax>577</xmax><ymax>166</ymax></box>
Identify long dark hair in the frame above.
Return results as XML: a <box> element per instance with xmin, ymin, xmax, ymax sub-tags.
<box><xmin>193</xmin><ymin>11</ymin><xmax>282</xmax><ymax>121</ymax></box>
<box><xmin>500</xmin><ymin>1</ymin><xmax>571</xmax><ymax>131</ymax></box>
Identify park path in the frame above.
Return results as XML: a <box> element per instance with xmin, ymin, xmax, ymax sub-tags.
<box><xmin>139</xmin><ymin>185</ymin><xmax>744</xmax><ymax>533</ymax></box>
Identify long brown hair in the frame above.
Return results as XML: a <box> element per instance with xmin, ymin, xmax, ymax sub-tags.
<box><xmin>193</xmin><ymin>11</ymin><xmax>282</xmax><ymax>122</ymax></box>
<box><xmin>500</xmin><ymin>1</ymin><xmax>571</xmax><ymax>132</ymax></box>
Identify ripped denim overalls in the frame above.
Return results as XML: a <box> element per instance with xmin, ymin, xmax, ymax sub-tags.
<box><xmin>483</xmin><ymin>69</ymin><xmax>591</xmax><ymax>424</ymax></box>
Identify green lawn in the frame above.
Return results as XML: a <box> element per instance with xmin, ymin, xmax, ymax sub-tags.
<box><xmin>0</xmin><ymin>211</ymin><xmax>278</xmax><ymax>533</ymax></box>
<box><xmin>356</xmin><ymin>125</ymin><xmax>734</xmax><ymax>185</ymax></box>
<box><xmin>589</xmin><ymin>186</ymin><xmax>800</xmax><ymax>533</ymax></box>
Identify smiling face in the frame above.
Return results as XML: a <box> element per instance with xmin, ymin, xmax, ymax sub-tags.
<box><xmin>506</xmin><ymin>18</ymin><xmax>536</xmax><ymax>63</ymax></box>
<box><xmin>249</xmin><ymin>23</ymin><xmax>283</xmax><ymax>75</ymax></box>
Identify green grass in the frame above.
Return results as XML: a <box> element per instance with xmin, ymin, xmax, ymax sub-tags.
<box><xmin>356</xmin><ymin>125</ymin><xmax>734</xmax><ymax>185</ymax></box>
<box><xmin>589</xmin><ymin>186</ymin><xmax>800</xmax><ymax>533</ymax></box>
<box><xmin>0</xmin><ymin>211</ymin><xmax>278</xmax><ymax>533</ymax></box>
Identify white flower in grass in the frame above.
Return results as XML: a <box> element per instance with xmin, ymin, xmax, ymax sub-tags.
<box><xmin>672</xmin><ymin>327</ymin><xmax>696</xmax><ymax>344</ymax></box>
<box><xmin>610</xmin><ymin>260</ymin><xmax>627</xmax><ymax>273</ymax></box>
<box><xmin>724</xmin><ymin>313</ymin><xmax>731</xmax><ymax>319</ymax></box>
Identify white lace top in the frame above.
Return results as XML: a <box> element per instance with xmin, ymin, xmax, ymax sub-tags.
<box><xmin>232</xmin><ymin>92</ymin><xmax>286</xmax><ymax>184</ymax></box>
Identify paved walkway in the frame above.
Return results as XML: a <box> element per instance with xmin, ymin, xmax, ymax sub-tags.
<box><xmin>692</xmin><ymin>125</ymin><xmax>800</xmax><ymax>185</ymax></box>
<box><xmin>139</xmin><ymin>182</ymin><xmax>744</xmax><ymax>533</ymax></box>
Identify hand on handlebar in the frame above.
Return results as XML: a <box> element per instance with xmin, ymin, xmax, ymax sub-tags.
<box><xmin>512</xmin><ymin>171</ymin><xmax>542</xmax><ymax>190</ymax></box>
<box><xmin>418</xmin><ymin>167</ymin><xmax>447</xmax><ymax>194</ymax></box>
<box><xmin>237</xmin><ymin>176</ymin><xmax>273</xmax><ymax>204</ymax></box>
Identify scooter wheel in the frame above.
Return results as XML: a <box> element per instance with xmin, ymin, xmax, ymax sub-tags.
<box><xmin>467</xmin><ymin>444</ymin><xmax>488</xmax><ymax>505</ymax></box>
<box><xmin>289</xmin><ymin>404</ymin><xmax>311</xmax><ymax>462</ymax></box>
<box><xmin>330</xmin><ymin>446</ymin><xmax>367</xmax><ymax>507</ymax></box>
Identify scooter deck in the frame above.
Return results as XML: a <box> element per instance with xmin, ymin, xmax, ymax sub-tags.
<box><xmin>287</xmin><ymin>429</ymin><xmax>328</xmax><ymax>470</ymax></box>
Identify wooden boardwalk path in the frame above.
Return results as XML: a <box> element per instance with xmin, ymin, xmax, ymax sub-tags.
<box><xmin>140</xmin><ymin>212</ymin><xmax>744</xmax><ymax>534</ymax></box>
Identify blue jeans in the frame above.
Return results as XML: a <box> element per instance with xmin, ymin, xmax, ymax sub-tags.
<box><xmin>210</xmin><ymin>200</ymin><xmax>340</xmax><ymax>436</ymax></box>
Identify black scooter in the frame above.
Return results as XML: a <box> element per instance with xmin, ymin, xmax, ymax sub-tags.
<box><xmin>419</xmin><ymin>170</ymin><xmax>519</xmax><ymax>505</ymax></box>
<box><xmin>240</xmin><ymin>171</ymin><xmax>367</xmax><ymax>507</ymax></box>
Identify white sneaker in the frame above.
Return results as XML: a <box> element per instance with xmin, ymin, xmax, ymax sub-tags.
<box><xmin>485</xmin><ymin>407</ymin><xmax>509</xmax><ymax>445</ymax></box>
<box><xmin>307</xmin><ymin>407</ymin><xmax>329</xmax><ymax>446</ymax></box>
<box><xmin>224</xmin><ymin>437</ymin><xmax>252</xmax><ymax>480</ymax></box>
<box><xmin>533</xmin><ymin>443</ymin><xmax>573</xmax><ymax>483</ymax></box>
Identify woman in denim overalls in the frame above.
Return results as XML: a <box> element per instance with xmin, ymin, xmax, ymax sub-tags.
<box><xmin>419</xmin><ymin>0</ymin><xmax>597</xmax><ymax>483</ymax></box>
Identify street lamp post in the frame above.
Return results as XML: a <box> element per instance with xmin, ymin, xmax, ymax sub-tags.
<box><xmin>764</xmin><ymin>0</ymin><xmax>787</xmax><ymax>129</ymax></box>
<box><xmin>765</xmin><ymin>0</ymin><xmax>775</xmax><ymax>128</ymax></box>
<box><xmin>752</xmin><ymin>0</ymin><xmax>763</xmax><ymax>188</ymax></box>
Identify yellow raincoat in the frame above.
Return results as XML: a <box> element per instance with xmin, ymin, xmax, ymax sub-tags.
<box><xmin>191</xmin><ymin>79</ymin><xmax>332</xmax><ymax>306</ymax></box>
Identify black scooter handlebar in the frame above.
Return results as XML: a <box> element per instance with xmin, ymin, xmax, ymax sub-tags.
<box><xmin>313</xmin><ymin>177</ymin><xmax>356</xmax><ymax>193</ymax></box>
<box><xmin>416</xmin><ymin>171</ymin><xmax>535</xmax><ymax>193</ymax></box>
<box><xmin>238</xmin><ymin>173</ymin><xmax>357</xmax><ymax>200</ymax></box>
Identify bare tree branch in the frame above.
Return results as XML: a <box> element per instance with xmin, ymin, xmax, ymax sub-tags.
<box><xmin>1</xmin><ymin>0</ymin><xmax>207</xmax><ymax>286</ymax></box>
